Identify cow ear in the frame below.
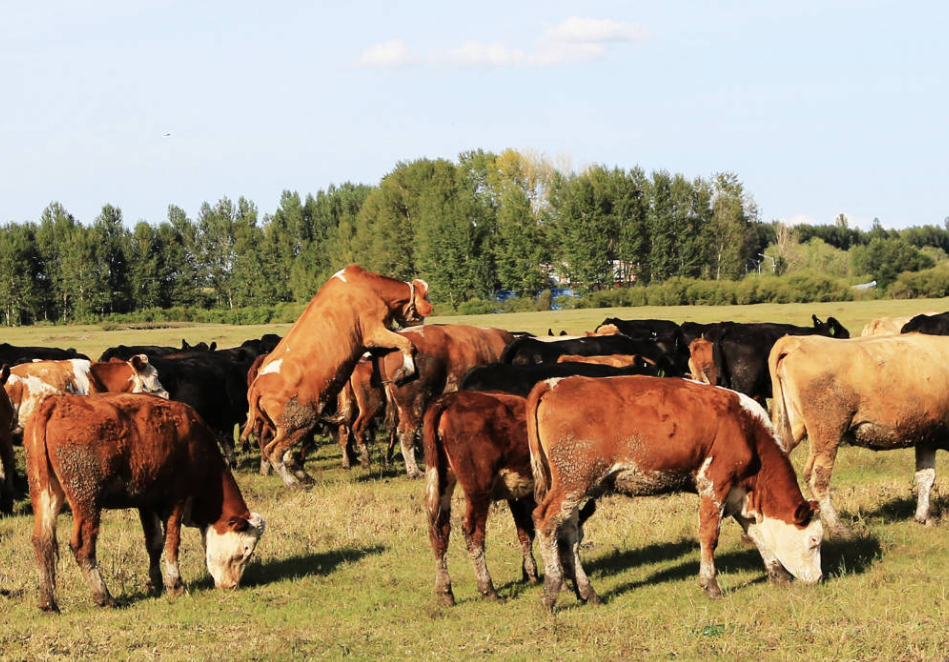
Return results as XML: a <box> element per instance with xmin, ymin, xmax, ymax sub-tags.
<box><xmin>209</xmin><ymin>341</ymin><xmax>217</xmax><ymax>352</ymax></box>
<box><xmin>794</xmin><ymin>500</ymin><xmax>819</xmax><ymax>524</ymax></box>
<box><xmin>249</xmin><ymin>512</ymin><xmax>266</xmax><ymax>534</ymax></box>
<box><xmin>131</xmin><ymin>354</ymin><xmax>148</xmax><ymax>370</ymax></box>
<box><xmin>227</xmin><ymin>516</ymin><xmax>251</xmax><ymax>532</ymax></box>
<box><xmin>181</xmin><ymin>339</ymin><xmax>190</xmax><ymax>349</ymax></box>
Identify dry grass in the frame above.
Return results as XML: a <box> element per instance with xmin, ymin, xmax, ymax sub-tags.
<box><xmin>1</xmin><ymin>299</ymin><xmax>949</xmax><ymax>661</ymax></box>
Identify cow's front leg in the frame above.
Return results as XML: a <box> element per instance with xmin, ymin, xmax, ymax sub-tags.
<box><xmin>915</xmin><ymin>445</ymin><xmax>938</xmax><ymax>526</ymax></box>
<box><xmin>364</xmin><ymin>328</ymin><xmax>417</xmax><ymax>384</ymax></box>
<box><xmin>697</xmin><ymin>495</ymin><xmax>723</xmax><ymax>598</ymax></box>
<box><xmin>70</xmin><ymin>512</ymin><xmax>115</xmax><ymax>608</ymax></box>
<box><xmin>139</xmin><ymin>509</ymin><xmax>165</xmax><ymax>593</ymax></box>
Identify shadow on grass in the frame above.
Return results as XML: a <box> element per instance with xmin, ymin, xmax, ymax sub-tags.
<box><xmin>820</xmin><ymin>533</ymin><xmax>882</xmax><ymax>578</ymax></box>
<box><xmin>857</xmin><ymin>493</ymin><xmax>949</xmax><ymax>525</ymax></box>
<box><xmin>586</xmin><ymin>540</ymin><xmax>697</xmax><ymax>577</ymax></box>
<box><xmin>242</xmin><ymin>544</ymin><xmax>387</xmax><ymax>587</ymax></box>
<box><xmin>354</xmin><ymin>464</ymin><xmax>409</xmax><ymax>483</ymax></box>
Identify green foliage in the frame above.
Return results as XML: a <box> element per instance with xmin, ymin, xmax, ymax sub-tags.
<box><xmin>888</xmin><ymin>263</ymin><xmax>949</xmax><ymax>299</ymax></box>
<box><xmin>850</xmin><ymin>237</ymin><xmax>935</xmax><ymax>289</ymax></box>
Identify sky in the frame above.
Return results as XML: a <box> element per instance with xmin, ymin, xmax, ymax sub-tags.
<box><xmin>1</xmin><ymin>0</ymin><xmax>946</xmax><ymax>231</ymax></box>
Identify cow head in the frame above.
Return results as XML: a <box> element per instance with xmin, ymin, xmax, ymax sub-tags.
<box><xmin>128</xmin><ymin>355</ymin><xmax>170</xmax><ymax>399</ymax></box>
<box><xmin>745</xmin><ymin>499</ymin><xmax>823</xmax><ymax>584</ymax></box>
<box><xmin>398</xmin><ymin>279</ymin><xmax>433</xmax><ymax>327</ymax></box>
<box><xmin>204</xmin><ymin>512</ymin><xmax>266</xmax><ymax>590</ymax></box>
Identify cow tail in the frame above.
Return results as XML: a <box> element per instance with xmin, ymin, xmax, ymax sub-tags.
<box><xmin>527</xmin><ymin>381</ymin><xmax>553</xmax><ymax>504</ymax></box>
<box><xmin>768</xmin><ymin>344</ymin><xmax>795</xmax><ymax>453</ymax></box>
<box><xmin>239</xmin><ymin>385</ymin><xmax>263</xmax><ymax>446</ymax></box>
<box><xmin>422</xmin><ymin>397</ymin><xmax>448</xmax><ymax>525</ymax></box>
<box><xmin>24</xmin><ymin>398</ymin><xmax>57</xmax><ymax>507</ymax></box>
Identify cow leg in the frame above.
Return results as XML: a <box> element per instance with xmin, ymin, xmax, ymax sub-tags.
<box><xmin>218</xmin><ymin>432</ymin><xmax>237</xmax><ymax>469</ymax></box>
<box><xmin>804</xmin><ymin>442</ymin><xmax>850</xmax><ymax>538</ymax></box>
<box><xmin>337</xmin><ymin>424</ymin><xmax>357</xmax><ymax>469</ymax></box>
<box><xmin>69</xmin><ymin>511</ymin><xmax>114</xmax><ymax>608</ymax></box>
<box><xmin>697</xmin><ymin>495</ymin><xmax>724</xmax><ymax>598</ymax></box>
<box><xmin>559</xmin><ymin>508</ymin><xmax>599</xmax><ymax>605</ymax></box>
<box><xmin>914</xmin><ymin>446</ymin><xmax>938</xmax><ymax>526</ymax></box>
<box><xmin>31</xmin><ymin>484</ymin><xmax>65</xmax><ymax>612</ymax></box>
<box><xmin>162</xmin><ymin>506</ymin><xmax>185</xmax><ymax>595</ymax></box>
<box><xmin>265</xmin><ymin>426</ymin><xmax>316</xmax><ymax>487</ymax></box>
<box><xmin>398</xmin><ymin>427</ymin><xmax>422</xmax><ymax>479</ymax></box>
<box><xmin>353</xmin><ymin>416</ymin><xmax>373</xmax><ymax>468</ymax></box>
<box><xmin>364</xmin><ymin>328</ymin><xmax>417</xmax><ymax>384</ymax></box>
<box><xmin>427</xmin><ymin>468</ymin><xmax>457</xmax><ymax>606</ymax></box>
<box><xmin>534</xmin><ymin>492</ymin><xmax>582</xmax><ymax>611</ymax></box>
<box><xmin>138</xmin><ymin>509</ymin><xmax>165</xmax><ymax>593</ymax></box>
<box><xmin>461</xmin><ymin>494</ymin><xmax>498</xmax><ymax>601</ymax></box>
<box><xmin>508</xmin><ymin>497</ymin><xmax>539</xmax><ymax>584</ymax></box>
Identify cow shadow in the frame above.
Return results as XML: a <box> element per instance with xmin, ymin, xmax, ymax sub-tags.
<box><xmin>353</xmin><ymin>465</ymin><xmax>409</xmax><ymax>483</ymax></box>
<box><xmin>240</xmin><ymin>544</ymin><xmax>387</xmax><ymax>588</ymax></box>
<box><xmin>856</xmin><ymin>494</ymin><xmax>949</xmax><ymax>526</ymax></box>
<box><xmin>586</xmin><ymin>539</ymin><xmax>697</xmax><ymax>577</ymax></box>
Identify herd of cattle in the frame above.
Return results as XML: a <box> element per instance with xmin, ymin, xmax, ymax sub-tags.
<box><xmin>2</xmin><ymin>263</ymin><xmax>949</xmax><ymax>613</ymax></box>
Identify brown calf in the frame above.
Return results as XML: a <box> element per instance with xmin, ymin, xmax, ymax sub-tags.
<box><xmin>26</xmin><ymin>393</ymin><xmax>265</xmax><ymax>612</ymax></box>
<box><xmin>687</xmin><ymin>337</ymin><xmax>720</xmax><ymax>385</ymax></box>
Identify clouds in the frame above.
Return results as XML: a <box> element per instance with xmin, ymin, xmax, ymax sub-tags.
<box><xmin>354</xmin><ymin>17</ymin><xmax>648</xmax><ymax>69</ymax></box>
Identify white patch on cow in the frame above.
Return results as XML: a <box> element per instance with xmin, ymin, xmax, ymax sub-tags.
<box><xmin>497</xmin><ymin>469</ymin><xmax>533</xmax><ymax>499</ymax></box>
<box><xmin>204</xmin><ymin>514</ymin><xmax>265</xmax><ymax>589</ymax></box>
<box><xmin>745</xmin><ymin>514</ymin><xmax>823</xmax><ymax>584</ymax></box>
<box><xmin>695</xmin><ymin>456</ymin><xmax>718</xmax><ymax>507</ymax></box>
<box><xmin>332</xmin><ymin>268</ymin><xmax>348</xmax><ymax>283</ymax></box>
<box><xmin>543</xmin><ymin>377</ymin><xmax>565</xmax><ymax>389</ymax></box>
<box><xmin>68</xmin><ymin>359</ymin><xmax>93</xmax><ymax>394</ymax></box>
<box><xmin>732</xmin><ymin>390</ymin><xmax>774</xmax><ymax>431</ymax></box>
<box><xmin>260</xmin><ymin>359</ymin><xmax>282</xmax><ymax>376</ymax></box>
<box><xmin>425</xmin><ymin>467</ymin><xmax>439</xmax><ymax>510</ymax></box>
<box><xmin>401</xmin><ymin>351</ymin><xmax>416</xmax><ymax>376</ymax></box>
<box><xmin>402</xmin><ymin>326</ymin><xmax>425</xmax><ymax>335</ymax></box>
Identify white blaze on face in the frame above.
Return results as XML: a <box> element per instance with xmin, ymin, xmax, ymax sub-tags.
<box><xmin>746</xmin><ymin>514</ymin><xmax>823</xmax><ymax>584</ymax></box>
<box><xmin>130</xmin><ymin>363</ymin><xmax>169</xmax><ymax>399</ymax></box>
<box><xmin>260</xmin><ymin>359</ymin><xmax>282</xmax><ymax>376</ymax></box>
<box><xmin>204</xmin><ymin>513</ymin><xmax>266</xmax><ymax>590</ymax></box>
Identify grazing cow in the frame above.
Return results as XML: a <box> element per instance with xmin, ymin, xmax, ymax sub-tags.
<box><xmin>770</xmin><ymin>333</ymin><xmax>949</xmax><ymax>537</ymax></box>
<box><xmin>688</xmin><ymin>338</ymin><xmax>720</xmax><ymax>385</ymax></box>
<box><xmin>423</xmin><ymin>391</ymin><xmax>539</xmax><ymax>605</ymax></box>
<box><xmin>0</xmin><ymin>365</ymin><xmax>15</xmax><ymax>513</ymax></box>
<box><xmin>377</xmin><ymin>325</ymin><xmax>513</xmax><ymax>478</ymax></box>
<box><xmin>241</xmin><ymin>264</ymin><xmax>432</xmax><ymax>486</ymax></box>
<box><xmin>900</xmin><ymin>312</ymin><xmax>949</xmax><ymax>335</ymax></box>
<box><xmin>528</xmin><ymin>375</ymin><xmax>823</xmax><ymax>610</ymax></box>
<box><xmin>0</xmin><ymin>343</ymin><xmax>88</xmax><ymax>366</ymax></box>
<box><xmin>594</xmin><ymin>318</ymin><xmax>681</xmax><ymax>341</ymax></box>
<box><xmin>500</xmin><ymin>335</ymin><xmax>677</xmax><ymax>375</ymax></box>
<box><xmin>25</xmin><ymin>393</ymin><xmax>266</xmax><ymax>612</ymax></box>
<box><xmin>5</xmin><ymin>357</ymin><xmax>169</xmax><ymax>436</ymax></box>
<box><xmin>860</xmin><ymin>312</ymin><xmax>940</xmax><ymax>337</ymax></box>
<box><xmin>459</xmin><ymin>361</ymin><xmax>662</xmax><ymax>397</ymax></box>
<box><xmin>555</xmin><ymin>353</ymin><xmax>645</xmax><ymax>368</ymax></box>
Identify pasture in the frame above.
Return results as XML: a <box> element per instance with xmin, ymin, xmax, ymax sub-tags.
<box><xmin>1</xmin><ymin>298</ymin><xmax>949</xmax><ymax>661</ymax></box>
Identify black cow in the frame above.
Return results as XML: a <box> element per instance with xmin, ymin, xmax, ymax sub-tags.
<box><xmin>98</xmin><ymin>339</ymin><xmax>215</xmax><ymax>362</ymax></box>
<box><xmin>0</xmin><ymin>343</ymin><xmax>88</xmax><ymax>366</ymax></box>
<box><xmin>460</xmin><ymin>360</ymin><xmax>662</xmax><ymax>397</ymax></box>
<box><xmin>499</xmin><ymin>335</ymin><xmax>679</xmax><ymax>375</ymax></box>
<box><xmin>901</xmin><ymin>312</ymin><xmax>949</xmax><ymax>335</ymax></box>
<box><xmin>594</xmin><ymin>318</ymin><xmax>681</xmax><ymax>341</ymax></box>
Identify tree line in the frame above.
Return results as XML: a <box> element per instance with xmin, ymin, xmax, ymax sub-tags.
<box><xmin>0</xmin><ymin>149</ymin><xmax>946</xmax><ymax>325</ymax></box>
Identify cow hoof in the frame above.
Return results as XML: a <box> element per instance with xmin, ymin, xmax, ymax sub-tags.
<box><xmin>480</xmin><ymin>589</ymin><xmax>499</xmax><ymax>601</ymax></box>
<box><xmin>437</xmin><ymin>590</ymin><xmax>456</xmax><ymax>607</ymax></box>
<box><xmin>40</xmin><ymin>601</ymin><xmax>60</xmax><ymax>614</ymax></box>
<box><xmin>96</xmin><ymin>595</ymin><xmax>117</xmax><ymax>608</ymax></box>
<box><xmin>829</xmin><ymin>525</ymin><xmax>856</xmax><ymax>540</ymax></box>
<box><xmin>406</xmin><ymin>470</ymin><xmax>423</xmax><ymax>480</ymax></box>
<box><xmin>541</xmin><ymin>594</ymin><xmax>558</xmax><ymax>613</ymax></box>
<box><xmin>915</xmin><ymin>516</ymin><xmax>935</xmax><ymax>527</ymax></box>
<box><xmin>582</xmin><ymin>590</ymin><xmax>602</xmax><ymax>606</ymax></box>
<box><xmin>702</xmin><ymin>584</ymin><xmax>723</xmax><ymax>599</ymax></box>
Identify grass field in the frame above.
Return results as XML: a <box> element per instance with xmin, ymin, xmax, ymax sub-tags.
<box><xmin>2</xmin><ymin>299</ymin><xmax>949</xmax><ymax>661</ymax></box>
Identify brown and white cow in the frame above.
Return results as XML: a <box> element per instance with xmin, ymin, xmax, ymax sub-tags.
<box><xmin>528</xmin><ymin>375</ymin><xmax>823</xmax><ymax>611</ymax></box>
<box><xmin>423</xmin><ymin>391</ymin><xmax>538</xmax><ymax>606</ymax></box>
<box><xmin>25</xmin><ymin>393</ymin><xmax>266</xmax><ymax>612</ymax></box>
<box><xmin>5</xmin><ymin>356</ymin><xmax>168</xmax><ymax>435</ymax></box>
<box><xmin>0</xmin><ymin>365</ymin><xmax>15</xmax><ymax>513</ymax></box>
<box><xmin>860</xmin><ymin>312</ymin><xmax>939</xmax><ymax>337</ymax></box>
<box><xmin>688</xmin><ymin>337</ymin><xmax>720</xmax><ymax>385</ymax></box>
<box><xmin>770</xmin><ymin>333</ymin><xmax>949</xmax><ymax>538</ymax></box>
<box><xmin>241</xmin><ymin>264</ymin><xmax>432</xmax><ymax>487</ymax></box>
<box><xmin>334</xmin><ymin>356</ymin><xmax>386</xmax><ymax>470</ymax></box>
<box><xmin>377</xmin><ymin>324</ymin><xmax>513</xmax><ymax>478</ymax></box>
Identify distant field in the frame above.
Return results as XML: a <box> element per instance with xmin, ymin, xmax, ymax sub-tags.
<box><xmin>1</xmin><ymin>299</ymin><xmax>949</xmax><ymax>660</ymax></box>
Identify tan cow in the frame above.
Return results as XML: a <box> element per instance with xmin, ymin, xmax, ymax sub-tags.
<box><xmin>26</xmin><ymin>393</ymin><xmax>265</xmax><ymax>612</ymax></box>
<box><xmin>771</xmin><ymin>333</ymin><xmax>949</xmax><ymax>538</ymax></box>
<box><xmin>242</xmin><ymin>264</ymin><xmax>432</xmax><ymax>486</ymax></box>
<box><xmin>555</xmin><ymin>353</ymin><xmax>643</xmax><ymax>368</ymax></box>
<box><xmin>5</xmin><ymin>356</ymin><xmax>168</xmax><ymax>436</ymax></box>
<box><xmin>860</xmin><ymin>312</ymin><xmax>939</xmax><ymax>336</ymax></box>
<box><xmin>529</xmin><ymin>375</ymin><xmax>823</xmax><ymax>610</ymax></box>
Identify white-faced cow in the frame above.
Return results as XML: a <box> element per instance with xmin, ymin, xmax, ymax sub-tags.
<box><xmin>241</xmin><ymin>264</ymin><xmax>432</xmax><ymax>487</ymax></box>
<box><xmin>25</xmin><ymin>393</ymin><xmax>266</xmax><ymax>612</ymax></box>
<box><xmin>770</xmin><ymin>333</ymin><xmax>949</xmax><ymax>538</ymax></box>
<box><xmin>528</xmin><ymin>375</ymin><xmax>823</xmax><ymax>611</ymax></box>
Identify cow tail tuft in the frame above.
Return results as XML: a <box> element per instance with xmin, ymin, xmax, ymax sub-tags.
<box><xmin>422</xmin><ymin>397</ymin><xmax>448</xmax><ymax>525</ymax></box>
<box><xmin>768</xmin><ymin>345</ymin><xmax>794</xmax><ymax>453</ymax></box>
<box><xmin>527</xmin><ymin>381</ymin><xmax>553</xmax><ymax>504</ymax></box>
<box><xmin>239</xmin><ymin>385</ymin><xmax>263</xmax><ymax>446</ymax></box>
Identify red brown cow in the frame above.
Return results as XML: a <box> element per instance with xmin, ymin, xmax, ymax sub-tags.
<box><xmin>241</xmin><ymin>264</ymin><xmax>432</xmax><ymax>486</ymax></box>
<box><xmin>335</xmin><ymin>356</ymin><xmax>386</xmax><ymax>469</ymax></box>
<box><xmin>0</xmin><ymin>365</ymin><xmax>15</xmax><ymax>513</ymax></box>
<box><xmin>25</xmin><ymin>393</ymin><xmax>266</xmax><ymax>612</ymax></box>
<box><xmin>770</xmin><ymin>333</ymin><xmax>949</xmax><ymax>538</ymax></box>
<box><xmin>688</xmin><ymin>337</ymin><xmax>720</xmax><ymax>385</ymax></box>
<box><xmin>5</xmin><ymin>356</ymin><xmax>168</xmax><ymax>436</ymax></box>
<box><xmin>423</xmin><ymin>391</ymin><xmax>538</xmax><ymax>605</ymax></box>
<box><xmin>377</xmin><ymin>325</ymin><xmax>513</xmax><ymax>478</ymax></box>
<box><xmin>528</xmin><ymin>375</ymin><xmax>823</xmax><ymax>611</ymax></box>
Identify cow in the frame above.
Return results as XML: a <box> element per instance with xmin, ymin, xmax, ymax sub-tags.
<box><xmin>555</xmin><ymin>353</ymin><xmax>645</xmax><ymax>368</ymax></box>
<box><xmin>423</xmin><ymin>391</ymin><xmax>538</xmax><ymax>605</ymax></box>
<box><xmin>334</xmin><ymin>356</ymin><xmax>386</xmax><ymax>470</ymax></box>
<box><xmin>861</xmin><ymin>312</ymin><xmax>940</xmax><ymax>337</ymax></box>
<box><xmin>900</xmin><ymin>312</ymin><xmax>949</xmax><ymax>335</ymax></box>
<box><xmin>98</xmin><ymin>339</ymin><xmax>215</xmax><ymax>362</ymax></box>
<box><xmin>0</xmin><ymin>343</ymin><xmax>88</xmax><ymax>366</ymax></box>
<box><xmin>593</xmin><ymin>318</ymin><xmax>681</xmax><ymax>341</ymax></box>
<box><xmin>528</xmin><ymin>375</ymin><xmax>823</xmax><ymax>611</ymax></box>
<box><xmin>500</xmin><ymin>335</ymin><xmax>678</xmax><ymax>375</ymax></box>
<box><xmin>0</xmin><ymin>365</ymin><xmax>15</xmax><ymax>513</ymax></box>
<box><xmin>376</xmin><ymin>325</ymin><xmax>513</xmax><ymax>478</ymax></box>
<box><xmin>459</xmin><ymin>361</ymin><xmax>662</xmax><ymax>397</ymax></box>
<box><xmin>25</xmin><ymin>393</ymin><xmax>266</xmax><ymax>612</ymax></box>
<box><xmin>241</xmin><ymin>264</ymin><xmax>432</xmax><ymax>487</ymax></box>
<box><xmin>688</xmin><ymin>337</ymin><xmax>720</xmax><ymax>385</ymax></box>
<box><xmin>770</xmin><ymin>333</ymin><xmax>949</xmax><ymax>538</ymax></box>
<box><xmin>5</xmin><ymin>357</ymin><xmax>169</xmax><ymax>436</ymax></box>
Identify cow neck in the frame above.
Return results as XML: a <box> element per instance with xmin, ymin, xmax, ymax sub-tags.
<box><xmin>193</xmin><ymin>462</ymin><xmax>251</xmax><ymax>531</ymax></box>
<box><xmin>87</xmin><ymin>361</ymin><xmax>128</xmax><ymax>393</ymax></box>
<box><xmin>745</xmin><ymin>425</ymin><xmax>806</xmax><ymax>522</ymax></box>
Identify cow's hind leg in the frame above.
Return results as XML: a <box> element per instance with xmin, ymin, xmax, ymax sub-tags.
<box><xmin>914</xmin><ymin>445</ymin><xmax>938</xmax><ymax>526</ymax></box>
<box><xmin>265</xmin><ymin>426</ymin><xmax>316</xmax><ymax>487</ymax></box>
<box><xmin>534</xmin><ymin>492</ymin><xmax>583</xmax><ymax>611</ymax></box>
<box><xmin>697</xmin><ymin>494</ymin><xmax>724</xmax><ymax>598</ymax></box>
<box><xmin>139</xmin><ymin>509</ymin><xmax>165</xmax><ymax>594</ymax></box>
<box><xmin>69</xmin><ymin>511</ymin><xmax>114</xmax><ymax>608</ymax></box>
<box><xmin>427</xmin><ymin>467</ymin><xmax>456</xmax><ymax>606</ymax></box>
<box><xmin>31</xmin><ymin>484</ymin><xmax>65</xmax><ymax>612</ymax></box>
<box><xmin>337</xmin><ymin>424</ymin><xmax>357</xmax><ymax>469</ymax></box>
<box><xmin>461</xmin><ymin>494</ymin><xmax>497</xmax><ymax>601</ymax></box>
<box><xmin>804</xmin><ymin>441</ymin><xmax>850</xmax><ymax>538</ymax></box>
<box><xmin>508</xmin><ymin>497</ymin><xmax>539</xmax><ymax>584</ymax></box>
<box><xmin>558</xmin><ymin>508</ymin><xmax>599</xmax><ymax>605</ymax></box>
